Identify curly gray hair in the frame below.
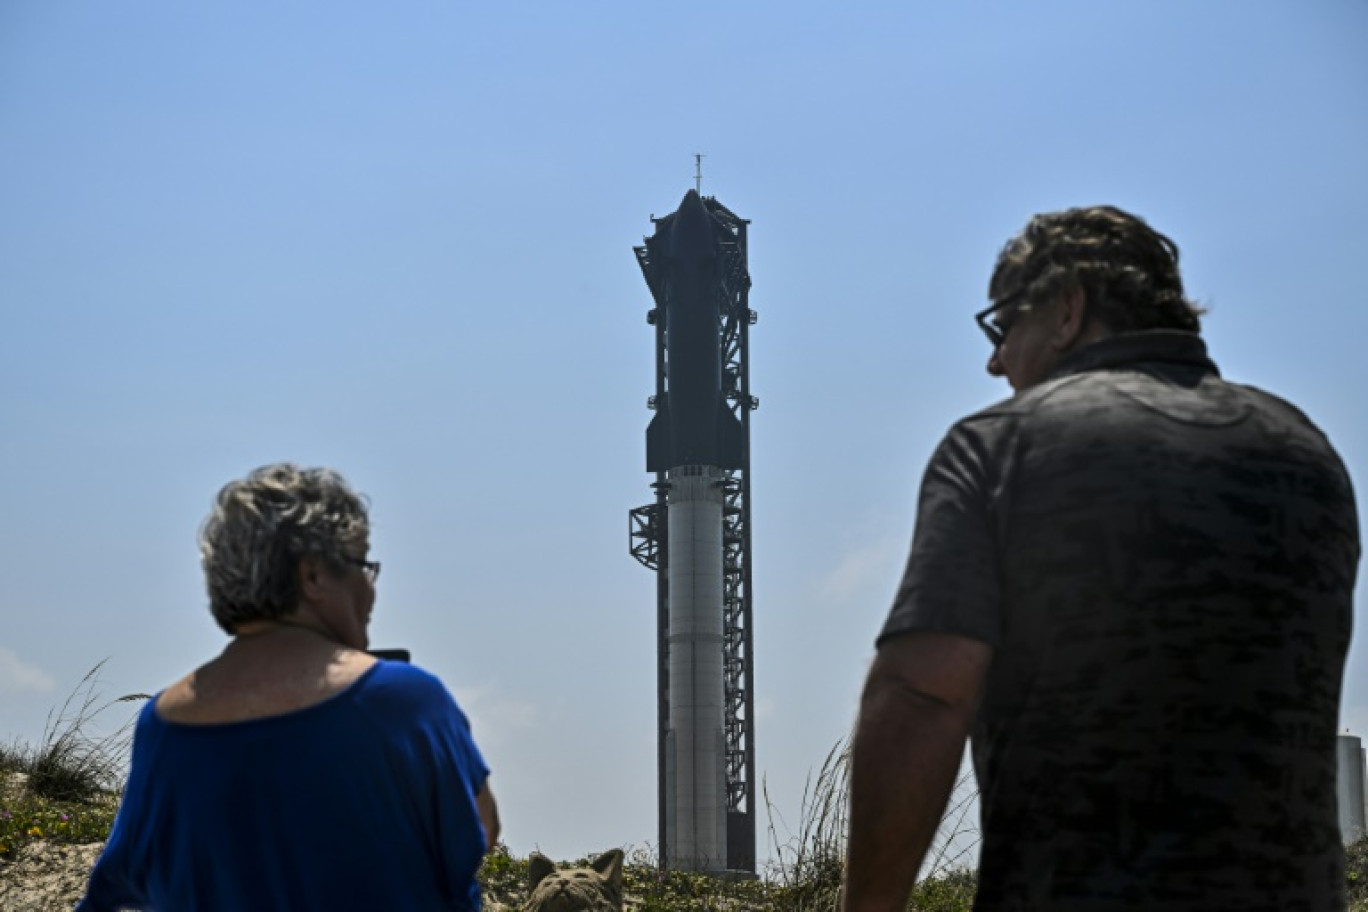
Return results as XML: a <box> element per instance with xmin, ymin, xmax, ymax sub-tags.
<box><xmin>199</xmin><ymin>464</ymin><xmax>370</xmax><ymax>634</ymax></box>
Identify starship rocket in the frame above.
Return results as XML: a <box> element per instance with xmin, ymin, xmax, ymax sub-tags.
<box><xmin>632</xmin><ymin>188</ymin><xmax>756</xmax><ymax>874</ymax></box>
<box><xmin>644</xmin><ymin>190</ymin><xmax>745</xmax><ymax>474</ymax></box>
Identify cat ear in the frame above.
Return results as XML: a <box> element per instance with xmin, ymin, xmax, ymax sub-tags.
<box><xmin>528</xmin><ymin>852</ymin><xmax>556</xmax><ymax>890</ymax></box>
<box><xmin>592</xmin><ymin>848</ymin><xmax>625</xmax><ymax>887</ymax></box>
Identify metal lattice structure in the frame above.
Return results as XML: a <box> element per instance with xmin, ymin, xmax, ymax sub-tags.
<box><xmin>630</xmin><ymin>193</ymin><xmax>757</xmax><ymax>873</ymax></box>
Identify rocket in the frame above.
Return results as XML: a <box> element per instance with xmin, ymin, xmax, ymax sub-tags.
<box><xmin>634</xmin><ymin>188</ymin><xmax>749</xmax><ymax>873</ymax></box>
<box><xmin>645</xmin><ymin>189</ymin><xmax>745</xmax><ymax>473</ymax></box>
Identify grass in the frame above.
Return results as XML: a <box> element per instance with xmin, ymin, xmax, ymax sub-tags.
<box><xmin>764</xmin><ymin>740</ymin><xmax>849</xmax><ymax>910</ymax></box>
<box><xmin>763</xmin><ymin>737</ymin><xmax>979</xmax><ymax>912</ymax></box>
<box><xmin>0</xmin><ymin>661</ymin><xmax>147</xmax><ymax>859</ymax></box>
<box><xmin>4</xmin><ymin>667</ymin><xmax>1367</xmax><ymax>912</ymax></box>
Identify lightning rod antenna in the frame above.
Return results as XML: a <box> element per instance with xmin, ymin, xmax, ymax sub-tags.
<box><xmin>694</xmin><ymin>153</ymin><xmax>704</xmax><ymax>194</ymax></box>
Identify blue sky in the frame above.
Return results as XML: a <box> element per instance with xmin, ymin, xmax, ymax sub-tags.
<box><xmin>2</xmin><ymin>1</ymin><xmax>1365</xmax><ymax>865</ymax></box>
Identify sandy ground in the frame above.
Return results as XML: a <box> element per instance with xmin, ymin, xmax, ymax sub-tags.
<box><xmin>0</xmin><ymin>840</ymin><xmax>105</xmax><ymax>911</ymax></box>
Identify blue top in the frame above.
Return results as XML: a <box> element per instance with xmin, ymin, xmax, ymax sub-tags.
<box><xmin>79</xmin><ymin>661</ymin><xmax>490</xmax><ymax>911</ymax></box>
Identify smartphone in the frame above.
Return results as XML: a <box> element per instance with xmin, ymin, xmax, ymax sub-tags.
<box><xmin>368</xmin><ymin>648</ymin><xmax>411</xmax><ymax>663</ymax></box>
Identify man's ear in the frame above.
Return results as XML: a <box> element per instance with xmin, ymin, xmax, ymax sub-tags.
<box><xmin>1052</xmin><ymin>285</ymin><xmax>1090</xmax><ymax>351</ymax></box>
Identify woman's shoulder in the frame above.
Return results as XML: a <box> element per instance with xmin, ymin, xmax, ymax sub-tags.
<box><xmin>357</xmin><ymin>660</ymin><xmax>452</xmax><ymax>701</ymax></box>
<box><xmin>154</xmin><ymin>643</ymin><xmax>378</xmax><ymax>726</ymax></box>
<box><xmin>352</xmin><ymin>661</ymin><xmax>467</xmax><ymax>723</ymax></box>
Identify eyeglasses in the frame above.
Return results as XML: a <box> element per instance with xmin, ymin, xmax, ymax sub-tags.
<box><xmin>974</xmin><ymin>290</ymin><xmax>1031</xmax><ymax>348</ymax></box>
<box><xmin>343</xmin><ymin>557</ymin><xmax>381</xmax><ymax>583</ymax></box>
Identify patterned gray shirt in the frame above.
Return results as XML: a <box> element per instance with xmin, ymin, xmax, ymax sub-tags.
<box><xmin>880</xmin><ymin>331</ymin><xmax>1359</xmax><ymax>911</ymax></box>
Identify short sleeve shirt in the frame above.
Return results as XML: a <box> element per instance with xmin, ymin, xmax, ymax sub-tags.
<box><xmin>880</xmin><ymin>331</ymin><xmax>1359</xmax><ymax>911</ymax></box>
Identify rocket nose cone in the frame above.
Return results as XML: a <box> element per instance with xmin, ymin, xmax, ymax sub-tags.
<box><xmin>668</xmin><ymin>189</ymin><xmax>714</xmax><ymax>261</ymax></box>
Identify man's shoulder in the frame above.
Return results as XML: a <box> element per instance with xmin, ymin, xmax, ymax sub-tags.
<box><xmin>944</xmin><ymin>372</ymin><xmax>1094</xmax><ymax>439</ymax></box>
<box><xmin>1222</xmin><ymin>379</ymin><xmax>1331</xmax><ymax>433</ymax></box>
<box><xmin>961</xmin><ymin>363</ymin><xmax>1322</xmax><ymax>431</ymax></box>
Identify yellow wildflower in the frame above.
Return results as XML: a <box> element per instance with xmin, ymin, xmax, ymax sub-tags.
<box><xmin>27</xmin><ymin>826</ymin><xmax>41</xmax><ymax>837</ymax></box>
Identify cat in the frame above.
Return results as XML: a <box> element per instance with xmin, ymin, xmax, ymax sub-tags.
<box><xmin>523</xmin><ymin>849</ymin><xmax>624</xmax><ymax>912</ymax></box>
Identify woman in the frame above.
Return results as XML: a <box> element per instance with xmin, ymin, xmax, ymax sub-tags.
<box><xmin>80</xmin><ymin>463</ymin><xmax>499</xmax><ymax>911</ymax></box>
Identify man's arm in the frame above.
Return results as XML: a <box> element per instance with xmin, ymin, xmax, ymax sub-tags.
<box><xmin>842</xmin><ymin>631</ymin><xmax>991</xmax><ymax>912</ymax></box>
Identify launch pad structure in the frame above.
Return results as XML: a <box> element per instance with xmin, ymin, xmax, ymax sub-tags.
<box><xmin>629</xmin><ymin>189</ymin><xmax>758</xmax><ymax>874</ymax></box>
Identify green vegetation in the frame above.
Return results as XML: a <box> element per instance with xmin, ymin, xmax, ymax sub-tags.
<box><xmin>1348</xmin><ymin>830</ymin><xmax>1368</xmax><ymax>910</ymax></box>
<box><xmin>476</xmin><ymin>828</ymin><xmax>1368</xmax><ymax>911</ymax></box>
<box><xmin>477</xmin><ymin>843</ymin><xmax>973</xmax><ymax>911</ymax></box>
<box><xmin>1</xmin><ymin>662</ymin><xmax>146</xmax><ymax>859</ymax></box>
<box><xmin>0</xmin><ymin>784</ymin><xmax>117</xmax><ymax>856</ymax></box>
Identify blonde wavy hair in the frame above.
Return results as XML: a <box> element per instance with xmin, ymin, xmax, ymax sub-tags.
<box><xmin>198</xmin><ymin>464</ymin><xmax>370</xmax><ymax>634</ymax></box>
<box><xmin>989</xmin><ymin>205</ymin><xmax>1204</xmax><ymax>334</ymax></box>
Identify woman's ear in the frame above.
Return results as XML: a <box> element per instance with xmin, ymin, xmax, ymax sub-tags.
<box><xmin>296</xmin><ymin>556</ymin><xmax>327</xmax><ymax>602</ymax></box>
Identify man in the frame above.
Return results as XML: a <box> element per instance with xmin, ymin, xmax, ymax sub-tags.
<box><xmin>843</xmin><ymin>206</ymin><xmax>1359</xmax><ymax>910</ymax></box>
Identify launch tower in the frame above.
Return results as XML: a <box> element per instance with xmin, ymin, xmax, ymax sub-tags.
<box><xmin>629</xmin><ymin>189</ymin><xmax>757</xmax><ymax>874</ymax></box>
